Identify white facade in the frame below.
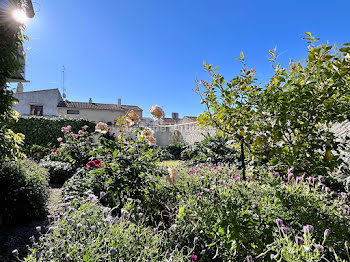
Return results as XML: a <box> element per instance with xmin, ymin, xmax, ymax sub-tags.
<box><xmin>13</xmin><ymin>88</ymin><xmax>63</xmax><ymax>117</ymax></box>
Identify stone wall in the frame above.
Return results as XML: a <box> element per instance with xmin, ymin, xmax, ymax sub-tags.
<box><xmin>110</xmin><ymin>122</ymin><xmax>217</xmax><ymax>146</ymax></box>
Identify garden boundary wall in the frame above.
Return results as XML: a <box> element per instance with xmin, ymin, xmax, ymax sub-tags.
<box><xmin>110</xmin><ymin>122</ymin><xmax>217</xmax><ymax>147</ymax></box>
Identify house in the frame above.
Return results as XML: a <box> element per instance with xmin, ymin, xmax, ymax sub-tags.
<box><xmin>155</xmin><ymin>112</ymin><xmax>197</xmax><ymax>126</ymax></box>
<box><xmin>57</xmin><ymin>98</ymin><xmax>143</xmax><ymax>125</ymax></box>
<box><xmin>13</xmin><ymin>85</ymin><xmax>63</xmax><ymax>116</ymax></box>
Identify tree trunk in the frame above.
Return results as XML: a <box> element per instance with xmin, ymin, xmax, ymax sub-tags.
<box><xmin>241</xmin><ymin>140</ymin><xmax>246</xmax><ymax>180</ymax></box>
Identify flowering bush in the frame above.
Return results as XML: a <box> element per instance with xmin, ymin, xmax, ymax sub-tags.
<box><xmin>145</xmin><ymin>164</ymin><xmax>350</xmax><ymax>261</ymax></box>
<box><xmin>0</xmin><ymin>160</ymin><xmax>48</xmax><ymax>225</ymax></box>
<box><xmin>40</xmin><ymin>126</ymin><xmax>94</xmax><ymax>184</ymax></box>
<box><xmin>24</xmin><ymin>201</ymin><xmax>189</xmax><ymax>261</ymax></box>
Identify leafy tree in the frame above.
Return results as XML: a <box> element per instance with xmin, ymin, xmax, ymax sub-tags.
<box><xmin>196</xmin><ymin>33</ymin><xmax>350</xmax><ymax>177</ymax></box>
<box><xmin>259</xmin><ymin>33</ymin><xmax>350</xmax><ymax>175</ymax></box>
<box><xmin>195</xmin><ymin>53</ymin><xmax>262</xmax><ymax>179</ymax></box>
<box><xmin>0</xmin><ymin>7</ymin><xmax>28</xmax><ymax>159</ymax></box>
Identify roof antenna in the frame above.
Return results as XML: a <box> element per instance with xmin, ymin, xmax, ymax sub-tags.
<box><xmin>62</xmin><ymin>65</ymin><xmax>67</xmax><ymax>99</ymax></box>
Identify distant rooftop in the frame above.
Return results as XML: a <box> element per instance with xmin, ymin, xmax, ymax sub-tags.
<box><xmin>57</xmin><ymin>100</ymin><xmax>142</xmax><ymax>112</ymax></box>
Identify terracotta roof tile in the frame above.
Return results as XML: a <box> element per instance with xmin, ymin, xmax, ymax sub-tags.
<box><xmin>57</xmin><ymin>101</ymin><xmax>142</xmax><ymax>112</ymax></box>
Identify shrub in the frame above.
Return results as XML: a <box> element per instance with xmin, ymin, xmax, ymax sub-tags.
<box><xmin>180</xmin><ymin>134</ymin><xmax>239</xmax><ymax>165</ymax></box>
<box><xmin>24</xmin><ymin>144</ymin><xmax>51</xmax><ymax>162</ymax></box>
<box><xmin>24</xmin><ymin>201</ymin><xmax>189</xmax><ymax>261</ymax></box>
<box><xmin>0</xmin><ymin>160</ymin><xmax>49</xmax><ymax>225</ymax></box>
<box><xmin>8</xmin><ymin>116</ymin><xmax>95</xmax><ymax>148</ymax></box>
<box><xmin>166</xmin><ymin>143</ymin><xmax>187</xmax><ymax>160</ymax></box>
<box><xmin>40</xmin><ymin>160</ymin><xmax>76</xmax><ymax>185</ymax></box>
<box><xmin>146</xmin><ymin>164</ymin><xmax>350</xmax><ymax>261</ymax></box>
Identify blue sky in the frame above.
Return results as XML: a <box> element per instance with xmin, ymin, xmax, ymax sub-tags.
<box><xmin>20</xmin><ymin>0</ymin><xmax>350</xmax><ymax>118</ymax></box>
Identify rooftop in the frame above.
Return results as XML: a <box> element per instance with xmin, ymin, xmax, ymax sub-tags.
<box><xmin>57</xmin><ymin>100</ymin><xmax>142</xmax><ymax>112</ymax></box>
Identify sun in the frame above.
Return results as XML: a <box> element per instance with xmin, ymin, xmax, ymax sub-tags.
<box><xmin>12</xmin><ymin>9</ymin><xmax>29</xmax><ymax>24</ymax></box>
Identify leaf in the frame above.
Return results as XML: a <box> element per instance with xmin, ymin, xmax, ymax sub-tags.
<box><xmin>305</xmin><ymin>32</ymin><xmax>312</xmax><ymax>37</ymax></box>
<box><xmin>240</xmin><ymin>51</ymin><xmax>244</xmax><ymax>59</ymax></box>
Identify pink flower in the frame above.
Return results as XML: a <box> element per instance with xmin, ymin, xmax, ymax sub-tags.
<box><xmin>57</xmin><ymin>137</ymin><xmax>63</xmax><ymax>142</ymax></box>
<box><xmin>82</xmin><ymin>125</ymin><xmax>88</xmax><ymax>130</ymax></box>
<box><xmin>61</xmin><ymin>127</ymin><xmax>66</xmax><ymax>132</ymax></box>
<box><xmin>86</xmin><ymin>161</ymin><xmax>95</xmax><ymax>168</ymax></box>
<box><xmin>55</xmin><ymin>150</ymin><xmax>59</xmax><ymax>153</ymax></box>
<box><xmin>191</xmin><ymin>254</ymin><xmax>197</xmax><ymax>261</ymax></box>
<box><xmin>66</xmin><ymin>125</ymin><xmax>72</xmax><ymax>131</ymax></box>
<box><xmin>72</xmin><ymin>134</ymin><xmax>78</xmax><ymax>139</ymax></box>
<box><xmin>78</xmin><ymin>130</ymin><xmax>83</xmax><ymax>134</ymax></box>
<box><xmin>50</xmin><ymin>149</ymin><xmax>54</xmax><ymax>152</ymax></box>
<box><xmin>93</xmin><ymin>160</ymin><xmax>102</xmax><ymax>167</ymax></box>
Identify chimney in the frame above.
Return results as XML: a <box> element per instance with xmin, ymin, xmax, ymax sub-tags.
<box><xmin>118</xmin><ymin>98</ymin><xmax>121</xmax><ymax>107</ymax></box>
<box><xmin>89</xmin><ymin>98</ymin><xmax>92</xmax><ymax>103</ymax></box>
<box><xmin>16</xmin><ymin>82</ymin><xmax>23</xmax><ymax>93</ymax></box>
<box><xmin>172</xmin><ymin>112</ymin><xmax>179</xmax><ymax>120</ymax></box>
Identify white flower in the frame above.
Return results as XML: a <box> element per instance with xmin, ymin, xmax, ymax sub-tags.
<box><xmin>95</xmin><ymin>122</ymin><xmax>109</xmax><ymax>134</ymax></box>
<box><xmin>167</xmin><ymin>168</ymin><xmax>178</xmax><ymax>184</ymax></box>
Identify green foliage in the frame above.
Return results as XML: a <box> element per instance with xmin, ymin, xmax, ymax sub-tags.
<box><xmin>24</xmin><ymin>144</ymin><xmax>51</xmax><ymax>161</ymax></box>
<box><xmin>165</xmin><ymin>143</ymin><xmax>188</xmax><ymax>160</ymax></box>
<box><xmin>259</xmin><ymin>34</ymin><xmax>350</xmax><ymax>175</ymax></box>
<box><xmin>8</xmin><ymin>116</ymin><xmax>95</xmax><ymax>148</ymax></box>
<box><xmin>180</xmin><ymin>134</ymin><xmax>239</xmax><ymax>165</ymax></box>
<box><xmin>146</xmin><ymin>164</ymin><xmax>350</xmax><ymax>261</ymax></box>
<box><xmin>0</xmin><ymin>24</ymin><xmax>26</xmax><ymax>159</ymax></box>
<box><xmin>196</xmin><ymin>33</ymin><xmax>350</xmax><ymax>176</ymax></box>
<box><xmin>24</xmin><ymin>202</ymin><xmax>189</xmax><ymax>261</ymax></box>
<box><xmin>0</xmin><ymin>159</ymin><xmax>49</xmax><ymax>225</ymax></box>
<box><xmin>61</xmin><ymin>135</ymin><xmax>166</xmax><ymax>212</ymax></box>
<box><xmin>40</xmin><ymin>160</ymin><xmax>75</xmax><ymax>185</ymax></box>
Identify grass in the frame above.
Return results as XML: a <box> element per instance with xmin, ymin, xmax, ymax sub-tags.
<box><xmin>156</xmin><ymin>160</ymin><xmax>184</xmax><ymax>168</ymax></box>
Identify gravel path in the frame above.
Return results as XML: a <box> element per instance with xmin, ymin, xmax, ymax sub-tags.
<box><xmin>0</xmin><ymin>187</ymin><xmax>62</xmax><ymax>262</ymax></box>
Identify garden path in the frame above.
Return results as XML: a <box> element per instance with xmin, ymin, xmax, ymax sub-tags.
<box><xmin>0</xmin><ymin>187</ymin><xmax>62</xmax><ymax>262</ymax></box>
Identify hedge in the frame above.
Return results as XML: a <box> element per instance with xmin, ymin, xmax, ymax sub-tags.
<box><xmin>8</xmin><ymin>116</ymin><xmax>95</xmax><ymax>147</ymax></box>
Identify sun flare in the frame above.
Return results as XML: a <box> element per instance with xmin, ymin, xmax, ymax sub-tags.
<box><xmin>12</xmin><ymin>9</ymin><xmax>29</xmax><ymax>24</ymax></box>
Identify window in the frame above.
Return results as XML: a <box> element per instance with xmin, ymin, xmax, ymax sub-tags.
<box><xmin>67</xmin><ymin>110</ymin><xmax>79</xmax><ymax>114</ymax></box>
<box><xmin>30</xmin><ymin>105</ymin><xmax>43</xmax><ymax>116</ymax></box>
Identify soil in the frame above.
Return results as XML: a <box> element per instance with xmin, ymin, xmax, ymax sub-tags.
<box><xmin>0</xmin><ymin>187</ymin><xmax>61</xmax><ymax>262</ymax></box>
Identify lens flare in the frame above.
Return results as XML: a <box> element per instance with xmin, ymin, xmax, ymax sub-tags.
<box><xmin>12</xmin><ymin>9</ymin><xmax>28</xmax><ymax>24</ymax></box>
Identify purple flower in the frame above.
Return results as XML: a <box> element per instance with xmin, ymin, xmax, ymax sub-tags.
<box><xmin>66</xmin><ymin>254</ymin><xmax>72</xmax><ymax>261</ymax></box>
<box><xmin>68</xmin><ymin>219</ymin><xmax>73</xmax><ymax>225</ymax></box>
<box><xmin>36</xmin><ymin>226</ymin><xmax>41</xmax><ymax>232</ymax></box>
<box><xmin>48</xmin><ymin>226</ymin><xmax>54</xmax><ymax>233</ymax></box>
<box><xmin>71</xmin><ymin>231</ymin><xmax>76</xmax><ymax>236</ymax></box>
<box><xmin>324</xmin><ymin>229</ymin><xmax>331</xmax><ymax>237</ymax></box>
<box><xmin>247</xmin><ymin>255</ymin><xmax>253</xmax><ymax>262</ymax></box>
<box><xmin>29</xmin><ymin>235</ymin><xmax>35</xmax><ymax>242</ymax></box>
<box><xmin>12</xmin><ymin>249</ymin><xmax>18</xmax><ymax>256</ymax></box>
<box><xmin>280</xmin><ymin>226</ymin><xmax>289</xmax><ymax>233</ymax></box>
<box><xmin>109</xmin><ymin>247</ymin><xmax>116</xmax><ymax>255</ymax></box>
<box><xmin>77</xmin><ymin>223</ymin><xmax>82</xmax><ymax>229</ymax></box>
<box><xmin>91</xmin><ymin>225</ymin><xmax>96</xmax><ymax>231</ymax></box>
<box><xmin>303</xmin><ymin>225</ymin><xmax>314</xmax><ymax>234</ymax></box>
<box><xmin>276</xmin><ymin>219</ymin><xmax>283</xmax><ymax>227</ymax></box>
<box><xmin>287</xmin><ymin>168</ymin><xmax>294</xmax><ymax>175</ymax></box>
<box><xmin>314</xmin><ymin>244</ymin><xmax>324</xmax><ymax>251</ymax></box>
<box><xmin>191</xmin><ymin>254</ymin><xmax>198</xmax><ymax>261</ymax></box>
<box><xmin>100</xmin><ymin>191</ymin><xmax>106</xmax><ymax>198</ymax></box>
<box><xmin>295</xmin><ymin>236</ymin><xmax>305</xmax><ymax>245</ymax></box>
<box><xmin>121</xmin><ymin>209</ymin><xmax>129</xmax><ymax>217</ymax></box>
<box><xmin>81</xmin><ymin>213</ymin><xmax>86</xmax><ymax>218</ymax></box>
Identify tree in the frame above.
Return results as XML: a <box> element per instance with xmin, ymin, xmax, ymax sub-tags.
<box><xmin>259</xmin><ymin>33</ymin><xmax>350</xmax><ymax>175</ymax></box>
<box><xmin>195</xmin><ymin>53</ymin><xmax>262</xmax><ymax>180</ymax></box>
<box><xmin>196</xmin><ymin>33</ymin><xmax>350</xmax><ymax>177</ymax></box>
<box><xmin>0</xmin><ymin>6</ymin><xmax>27</xmax><ymax>159</ymax></box>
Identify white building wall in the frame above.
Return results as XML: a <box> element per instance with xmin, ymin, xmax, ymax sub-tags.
<box><xmin>13</xmin><ymin>89</ymin><xmax>62</xmax><ymax>116</ymax></box>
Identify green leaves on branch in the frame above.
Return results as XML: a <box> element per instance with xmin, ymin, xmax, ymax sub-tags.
<box><xmin>196</xmin><ymin>33</ymin><xmax>350</xmax><ymax>175</ymax></box>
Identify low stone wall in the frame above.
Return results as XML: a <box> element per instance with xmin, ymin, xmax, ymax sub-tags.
<box><xmin>109</xmin><ymin>123</ymin><xmax>217</xmax><ymax>146</ymax></box>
